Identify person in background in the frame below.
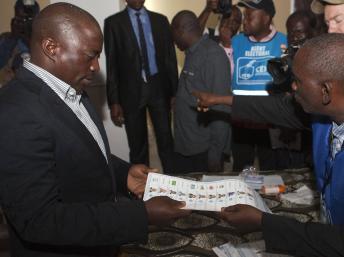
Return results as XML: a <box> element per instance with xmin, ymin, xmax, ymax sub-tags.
<box><xmin>267</xmin><ymin>10</ymin><xmax>317</xmax><ymax>170</ymax></box>
<box><xmin>312</xmin><ymin>0</ymin><xmax>344</xmax><ymax>33</ymax></box>
<box><xmin>104</xmin><ymin>0</ymin><xmax>178</xmax><ymax>173</ymax></box>
<box><xmin>230</xmin><ymin>0</ymin><xmax>287</xmax><ymax>171</ymax></box>
<box><xmin>198</xmin><ymin>1</ymin><xmax>242</xmax><ymax>78</ymax></box>
<box><xmin>0</xmin><ymin>0</ymin><xmax>40</xmax><ymax>87</ymax></box>
<box><xmin>217</xmin><ymin>6</ymin><xmax>242</xmax><ymax>78</ymax></box>
<box><xmin>0</xmin><ymin>3</ymin><xmax>190</xmax><ymax>256</ymax></box>
<box><xmin>171</xmin><ymin>10</ymin><xmax>231</xmax><ymax>173</ymax></box>
<box><xmin>198</xmin><ymin>3</ymin><xmax>242</xmax><ymax>164</ymax></box>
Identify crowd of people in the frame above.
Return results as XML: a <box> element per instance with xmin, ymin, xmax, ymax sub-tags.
<box><xmin>0</xmin><ymin>0</ymin><xmax>344</xmax><ymax>256</ymax></box>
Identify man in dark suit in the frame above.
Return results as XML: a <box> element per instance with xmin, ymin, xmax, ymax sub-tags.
<box><xmin>0</xmin><ymin>3</ymin><xmax>190</xmax><ymax>256</ymax></box>
<box><xmin>104</xmin><ymin>0</ymin><xmax>178</xmax><ymax>173</ymax></box>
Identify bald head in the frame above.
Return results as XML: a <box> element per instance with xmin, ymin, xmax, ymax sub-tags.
<box><xmin>172</xmin><ymin>10</ymin><xmax>201</xmax><ymax>36</ymax></box>
<box><xmin>171</xmin><ymin>10</ymin><xmax>202</xmax><ymax>51</ymax></box>
<box><xmin>31</xmin><ymin>3</ymin><xmax>101</xmax><ymax>53</ymax></box>
<box><xmin>294</xmin><ymin>33</ymin><xmax>344</xmax><ymax>82</ymax></box>
<box><xmin>29</xmin><ymin>3</ymin><xmax>103</xmax><ymax>92</ymax></box>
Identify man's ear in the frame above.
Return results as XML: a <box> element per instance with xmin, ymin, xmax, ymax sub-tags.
<box><xmin>42</xmin><ymin>38</ymin><xmax>59</xmax><ymax>62</ymax></box>
<box><xmin>321</xmin><ymin>81</ymin><xmax>333</xmax><ymax>105</ymax></box>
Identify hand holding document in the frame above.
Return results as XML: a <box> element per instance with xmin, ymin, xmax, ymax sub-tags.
<box><xmin>143</xmin><ymin>173</ymin><xmax>270</xmax><ymax>212</ymax></box>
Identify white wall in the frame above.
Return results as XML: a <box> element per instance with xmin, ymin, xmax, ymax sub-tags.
<box><xmin>49</xmin><ymin>0</ymin><xmax>130</xmax><ymax>161</ymax></box>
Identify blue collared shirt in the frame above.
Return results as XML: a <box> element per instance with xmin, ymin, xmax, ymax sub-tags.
<box><xmin>127</xmin><ymin>6</ymin><xmax>158</xmax><ymax>78</ymax></box>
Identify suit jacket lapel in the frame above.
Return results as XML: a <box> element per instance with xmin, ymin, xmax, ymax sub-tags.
<box><xmin>81</xmin><ymin>92</ymin><xmax>111</xmax><ymax>160</ymax></box>
<box><xmin>16</xmin><ymin>67</ymin><xmax>108</xmax><ymax>166</ymax></box>
<box><xmin>41</xmin><ymin>85</ymin><xmax>108</xmax><ymax>164</ymax></box>
<box><xmin>81</xmin><ymin>92</ymin><xmax>117</xmax><ymax>192</ymax></box>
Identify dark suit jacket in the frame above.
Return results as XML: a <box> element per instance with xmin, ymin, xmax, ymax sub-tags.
<box><xmin>0</xmin><ymin>68</ymin><xmax>148</xmax><ymax>257</ymax></box>
<box><xmin>104</xmin><ymin>8</ymin><xmax>178</xmax><ymax>111</ymax></box>
<box><xmin>262</xmin><ymin>213</ymin><xmax>344</xmax><ymax>257</ymax></box>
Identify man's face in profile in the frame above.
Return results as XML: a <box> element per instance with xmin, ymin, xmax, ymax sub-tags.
<box><xmin>55</xmin><ymin>24</ymin><xmax>103</xmax><ymax>92</ymax></box>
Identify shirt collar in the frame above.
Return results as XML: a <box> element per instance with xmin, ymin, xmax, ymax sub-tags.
<box><xmin>186</xmin><ymin>34</ymin><xmax>208</xmax><ymax>55</ymax></box>
<box><xmin>332</xmin><ymin>122</ymin><xmax>344</xmax><ymax>139</ymax></box>
<box><xmin>219</xmin><ymin>43</ymin><xmax>233</xmax><ymax>53</ymax></box>
<box><xmin>23</xmin><ymin>60</ymin><xmax>81</xmax><ymax>103</ymax></box>
<box><xmin>127</xmin><ymin>6</ymin><xmax>148</xmax><ymax>18</ymax></box>
<box><xmin>249</xmin><ymin>25</ymin><xmax>277</xmax><ymax>43</ymax></box>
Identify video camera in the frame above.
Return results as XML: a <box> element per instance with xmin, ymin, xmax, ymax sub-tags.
<box><xmin>267</xmin><ymin>43</ymin><xmax>301</xmax><ymax>92</ymax></box>
<box><xmin>216</xmin><ymin>0</ymin><xmax>232</xmax><ymax>17</ymax></box>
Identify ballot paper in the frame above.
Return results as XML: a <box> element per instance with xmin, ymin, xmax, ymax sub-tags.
<box><xmin>202</xmin><ymin>175</ymin><xmax>284</xmax><ymax>190</ymax></box>
<box><xmin>213</xmin><ymin>240</ymin><xmax>293</xmax><ymax>257</ymax></box>
<box><xmin>143</xmin><ymin>173</ymin><xmax>270</xmax><ymax>212</ymax></box>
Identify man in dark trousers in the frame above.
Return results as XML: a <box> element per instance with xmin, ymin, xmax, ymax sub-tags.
<box><xmin>104</xmin><ymin>0</ymin><xmax>178</xmax><ymax>173</ymax></box>
<box><xmin>0</xmin><ymin>3</ymin><xmax>190</xmax><ymax>256</ymax></box>
<box><xmin>171</xmin><ymin>10</ymin><xmax>231</xmax><ymax>173</ymax></box>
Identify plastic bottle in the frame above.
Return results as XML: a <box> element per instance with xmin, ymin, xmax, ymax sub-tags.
<box><xmin>261</xmin><ymin>184</ymin><xmax>286</xmax><ymax>195</ymax></box>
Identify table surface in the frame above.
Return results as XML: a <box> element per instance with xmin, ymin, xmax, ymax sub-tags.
<box><xmin>120</xmin><ymin>168</ymin><xmax>319</xmax><ymax>257</ymax></box>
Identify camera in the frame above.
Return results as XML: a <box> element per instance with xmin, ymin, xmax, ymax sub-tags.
<box><xmin>216</xmin><ymin>0</ymin><xmax>232</xmax><ymax>17</ymax></box>
<box><xmin>267</xmin><ymin>44</ymin><xmax>301</xmax><ymax>92</ymax></box>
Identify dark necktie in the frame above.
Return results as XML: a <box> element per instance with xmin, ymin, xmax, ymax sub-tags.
<box><xmin>135</xmin><ymin>12</ymin><xmax>151</xmax><ymax>79</ymax></box>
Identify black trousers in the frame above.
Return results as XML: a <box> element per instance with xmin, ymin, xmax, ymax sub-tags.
<box><xmin>123</xmin><ymin>74</ymin><xmax>174</xmax><ymax>173</ymax></box>
<box><xmin>232</xmin><ymin>127</ymin><xmax>275</xmax><ymax>171</ymax></box>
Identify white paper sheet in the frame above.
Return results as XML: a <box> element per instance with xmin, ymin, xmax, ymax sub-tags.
<box><xmin>202</xmin><ymin>175</ymin><xmax>284</xmax><ymax>190</ymax></box>
<box><xmin>143</xmin><ymin>173</ymin><xmax>270</xmax><ymax>212</ymax></box>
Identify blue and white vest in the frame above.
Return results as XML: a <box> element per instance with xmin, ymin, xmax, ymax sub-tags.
<box><xmin>231</xmin><ymin>32</ymin><xmax>287</xmax><ymax>96</ymax></box>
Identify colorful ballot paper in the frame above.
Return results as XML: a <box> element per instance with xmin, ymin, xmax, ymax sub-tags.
<box><xmin>143</xmin><ymin>173</ymin><xmax>270</xmax><ymax>212</ymax></box>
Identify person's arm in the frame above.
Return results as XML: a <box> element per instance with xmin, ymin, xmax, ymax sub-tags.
<box><xmin>232</xmin><ymin>95</ymin><xmax>310</xmax><ymax>130</ymax></box>
<box><xmin>262</xmin><ymin>213</ymin><xmax>344</xmax><ymax>257</ymax></box>
<box><xmin>104</xmin><ymin>17</ymin><xmax>120</xmax><ymax>108</ymax></box>
<box><xmin>203</xmin><ymin>45</ymin><xmax>232</xmax><ymax>171</ymax></box>
<box><xmin>161</xmin><ymin>15</ymin><xmax>179</xmax><ymax>98</ymax></box>
<box><xmin>198</xmin><ymin>0</ymin><xmax>219</xmax><ymax>32</ymax></box>
<box><xmin>219</xmin><ymin>205</ymin><xmax>344</xmax><ymax>257</ymax></box>
<box><xmin>104</xmin><ymin>18</ymin><xmax>124</xmax><ymax>126</ymax></box>
<box><xmin>193</xmin><ymin>91</ymin><xmax>309</xmax><ymax>130</ymax></box>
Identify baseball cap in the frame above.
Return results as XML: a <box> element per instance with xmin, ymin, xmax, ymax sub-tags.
<box><xmin>238</xmin><ymin>0</ymin><xmax>276</xmax><ymax>17</ymax></box>
<box><xmin>311</xmin><ymin>0</ymin><xmax>344</xmax><ymax>14</ymax></box>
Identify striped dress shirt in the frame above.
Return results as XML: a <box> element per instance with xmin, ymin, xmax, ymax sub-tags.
<box><xmin>331</xmin><ymin>122</ymin><xmax>344</xmax><ymax>159</ymax></box>
<box><xmin>23</xmin><ymin>60</ymin><xmax>108</xmax><ymax>162</ymax></box>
